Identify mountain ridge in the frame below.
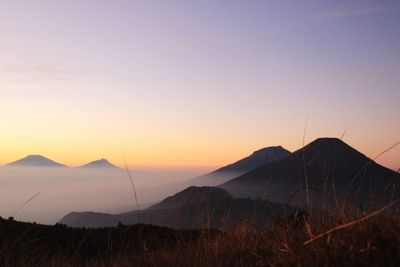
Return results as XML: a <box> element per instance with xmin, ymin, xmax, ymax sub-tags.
<box><xmin>59</xmin><ymin>186</ymin><xmax>298</xmax><ymax>229</ymax></box>
<box><xmin>193</xmin><ymin>145</ymin><xmax>291</xmax><ymax>186</ymax></box>
<box><xmin>220</xmin><ymin>137</ymin><xmax>400</xmax><ymax>208</ymax></box>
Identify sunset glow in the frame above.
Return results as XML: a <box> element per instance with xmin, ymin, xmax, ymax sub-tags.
<box><xmin>0</xmin><ymin>0</ymin><xmax>399</xmax><ymax>169</ymax></box>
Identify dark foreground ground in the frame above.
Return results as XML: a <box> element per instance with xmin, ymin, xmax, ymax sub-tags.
<box><xmin>0</xmin><ymin>212</ymin><xmax>399</xmax><ymax>267</ymax></box>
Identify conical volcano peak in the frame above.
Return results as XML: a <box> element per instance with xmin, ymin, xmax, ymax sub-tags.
<box><xmin>7</xmin><ymin>155</ymin><xmax>66</xmax><ymax>167</ymax></box>
<box><xmin>26</xmin><ymin>155</ymin><xmax>45</xmax><ymax>160</ymax></box>
<box><xmin>79</xmin><ymin>159</ymin><xmax>120</xmax><ymax>169</ymax></box>
<box><xmin>311</xmin><ymin>137</ymin><xmax>346</xmax><ymax>146</ymax></box>
<box><xmin>300</xmin><ymin>137</ymin><xmax>356</xmax><ymax>155</ymax></box>
<box><xmin>220</xmin><ymin>137</ymin><xmax>400</xmax><ymax>208</ymax></box>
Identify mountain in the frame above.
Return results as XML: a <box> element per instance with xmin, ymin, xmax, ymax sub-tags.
<box><xmin>147</xmin><ymin>186</ymin><xmax>233</xmax><ymax>210</ymax></box>
<box><xmin>193</xmin><ymin>146</ymin><xmax>291</xmax><ymax>186</ymax></box>
<box><xmin>7</xmin><ymin>155</ymin><xmax>66</xmax><ymax>167</ymax></box>
<box><xmin>79</xmin><ymin>159</ymin><xmax>120</xmax><ymax>169</ymax></box>
<box><xmin>220</xmin><ymin>138</ymin><xmax>400</xmax><ymax>209</ymax></box>
<box><xmin>59</xmin><ymin>186</ymin><xmax>297</xmax><ymax>229</ymax></box>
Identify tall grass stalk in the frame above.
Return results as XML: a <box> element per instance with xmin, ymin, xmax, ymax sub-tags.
<box><xmin>123</xmin><ymin>160</ymin><xmax>140</xmax><ymax>212</ymax></box>
<box><xmin>11</xmin><ymin>192</ymin><xmax>40</xmax><ymax>217</ymax></box>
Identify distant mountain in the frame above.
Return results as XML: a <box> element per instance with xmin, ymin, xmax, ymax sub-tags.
<box><xmin>7</xmin><ymin>155</ymin><xmax>66</xmax><ymax>167</ymax></box>
<box><xmin>59</xmin><ymin>186</ymin><xmax>297</xmax><ymax>229</ymax></box>
<box><xmin>79</xmin><ymin>159</ymin><xmax>120</xmax><ymax>169</ymax></box>
<box><xmin>220</xmin><ymin>138</ymin><xmax>400</xmax><ymax>209</ymax></box>
<box><xmin>193</xmin><ymin>146</ymin><xmax>291</xmax><ymax>186</ymax></box>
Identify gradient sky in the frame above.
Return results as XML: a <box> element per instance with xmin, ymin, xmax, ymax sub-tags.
<box><xmin>0</xmin><ymin>0</ymin><xmax>399</xmax><ymax>169</ymax></box>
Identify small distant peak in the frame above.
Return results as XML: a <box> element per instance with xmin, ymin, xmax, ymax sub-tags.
<box><xmin>27</xmin><ymin>154</ymin><xmax>43</xmax><ymax>158</ymax></box>
<box><xmin>79</xmin><ymin>158</ymin><xmax>120</xmax><ymax>169</ymax></box>
<box><xmin>7</xmin><ymin>154</ymin><xmax>66</xmax><ymax>167</ymax></box>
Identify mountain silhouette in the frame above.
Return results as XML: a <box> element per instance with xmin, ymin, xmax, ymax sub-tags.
<box><xmin>220</xmin><ymin>138</ymin><xmax>400</xmax><ymax>209</ymax></box>
<box><xmin>79</xmin><ymin>159</ymin><xmax>120</xmax><ymax>169</ymax></box>
<box><xmin>7</xmin><ymin>155</ymin><xmax>66</xmax><ymax>167</ymax></box>
<box><xmin>59</xmin><ymin>186</ymin><xmax>297</xmax><ymax>229</ymax></box>
<box><xmin>193</xmin><ymin>146</ymin><xmax>291</xmax><ymax>186</ymax></box>
<box><xmin>147</xmin><ymin>186</ymin><xmax>233</xmax><ymax>210</ymax></box>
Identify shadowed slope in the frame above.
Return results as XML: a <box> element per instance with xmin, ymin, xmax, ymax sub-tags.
<box><xmin>193</xmin><ymin>146</ymin><xmax>291</xmax><ymax>186</ymax></box>
<box><xmin>220</xmin><ymin>138</ymin><xmax>400</xmax><ymax>208</ymax></box>
<box><xmin>59</xmin><ymin>186</ymin><xmax>297</xmax><ymax>229</ymax></box>
<box><xmin>148</xmin><ymin>186</ymin><xmax>233</xmax><ymax>210</ymax></box>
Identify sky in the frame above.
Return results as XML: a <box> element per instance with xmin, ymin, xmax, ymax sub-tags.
<box><xmin>0</xmin><ymin>0</ymin><xmax>399</xmax><ymax>169</ymax></box>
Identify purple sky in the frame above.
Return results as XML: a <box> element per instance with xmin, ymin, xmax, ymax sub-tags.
<box><xmin>0</xmin><ymin>0</ymin><xmax>399</xmax><ymax>168</ymax></box>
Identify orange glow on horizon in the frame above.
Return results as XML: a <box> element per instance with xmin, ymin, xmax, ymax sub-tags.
<box><xmin>1</xmin><ymin>134</ymin><xmax>398</xmax><ymax>171</ymax></box>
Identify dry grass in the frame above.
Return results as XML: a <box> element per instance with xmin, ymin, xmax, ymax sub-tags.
<box><xmin>1</xmin><ymin>205</ymin><xmax>399</xmax><ymax>267</ymax></box>
<box><xmin>113</xmin><ymin>211</ymin><xmax>400</xmax><ymax>267</ymax></box>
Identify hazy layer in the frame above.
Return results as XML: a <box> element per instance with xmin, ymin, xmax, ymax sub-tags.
<box><xmin>0</xmin><ymin>166</ymin><xmax>211</xmax><ymax>224</ymax></box>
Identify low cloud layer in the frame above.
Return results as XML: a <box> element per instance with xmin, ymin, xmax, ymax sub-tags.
<box><xmin>0</xmin><ymin>166</ymin><xmax>209</xmax><ymax>224</ymax></box>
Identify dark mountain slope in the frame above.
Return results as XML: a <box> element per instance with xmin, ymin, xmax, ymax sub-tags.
<box><xmin>193</xmin><ymin>146</ymin><xmax>291</xmax><ymax>186</ymax></box>
<box><xmin>148</xmin><ymin>186</ymin><xmax>233</xmax><ymax>210</ymax></box>
<box><xmin>220</xmin><ymin>138</ymin><xmax>400</xmax><ymax>209</ymax></box>
<box><xmin>59</xmin><ymin>186</ymin><xmax>297</xmax><ymax>229</ymax></box>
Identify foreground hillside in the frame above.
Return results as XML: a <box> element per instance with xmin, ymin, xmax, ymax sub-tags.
<box><xmin>1</xmin><ymin>209</ymin><xmax>400</xmax><ymax>266</ymax></box>
<box><xmin>0</xmin><ymin>217</ymin><xmax>217</xmax><ymax>266</ymax></box>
